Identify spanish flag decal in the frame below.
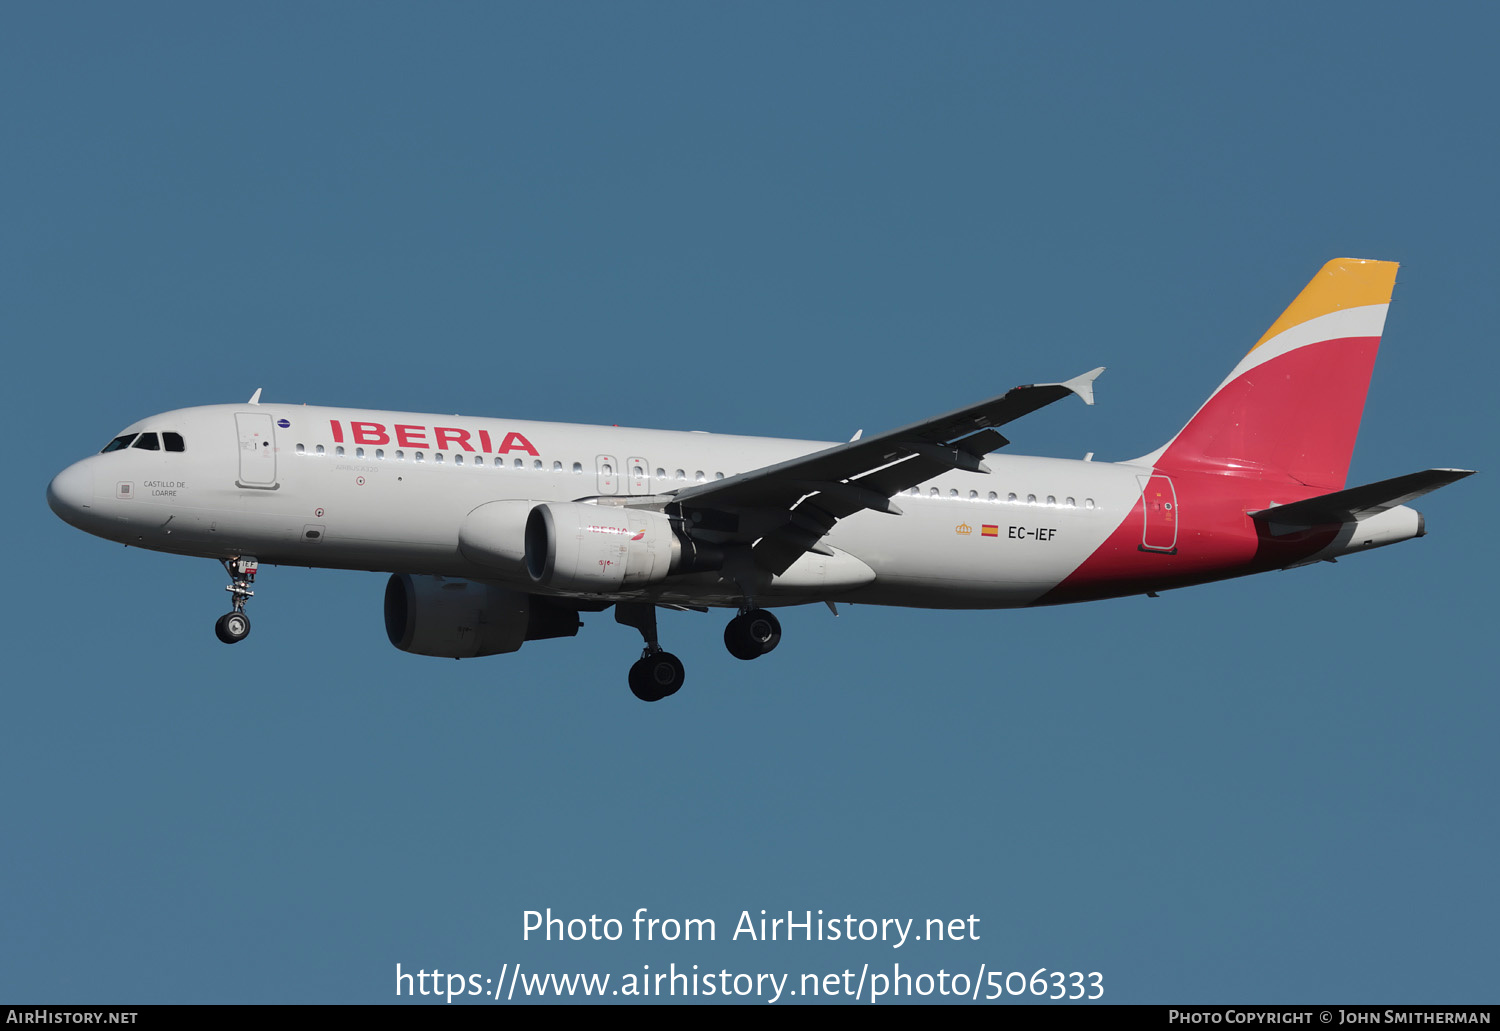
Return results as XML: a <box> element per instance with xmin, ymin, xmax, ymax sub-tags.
<box><xmin>981</xmin><ymin>525</ymin><xmax>999</xmax><ymax>537</ymax></box>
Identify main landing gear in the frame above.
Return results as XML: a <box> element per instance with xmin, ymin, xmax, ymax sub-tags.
<box><xmin>615</xmin><ymin>602</ymin><xmax>685</xmax><ymax>702</ymax></box>
<box><xmin>724</xmin><ymin>607</ymin><xmax>781</xmax><ymax>661</ymax></box>
<box><xmin>629</xmin><ymin>651</ymin><xmax>686</xmax><ymax>704</ymax></box>
<box><xmin>214</xmin><ymin>556</ymin><xmax>258</xmax><ymax>644</ymax></box>
<box><xmin>614</xmin><ymin>603</ymin><xmax>787</xmax><ymax>702</ymax></box>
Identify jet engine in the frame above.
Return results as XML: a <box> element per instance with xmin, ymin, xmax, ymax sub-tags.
<box><xmin>384</xmin><ymin>573</ymin><xmax>580</xmax><ymax>658</ymax></box>
<box><xmin>524</xmin><ymin>502</ymin><xmax>714</xmax><ymax>592</ymax></box>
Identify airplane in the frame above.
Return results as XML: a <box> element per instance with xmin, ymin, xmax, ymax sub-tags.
<box><xmin>46</xmin><ymin>258</ymin><xmax>1473</xmax><ymax>701</ymax></box>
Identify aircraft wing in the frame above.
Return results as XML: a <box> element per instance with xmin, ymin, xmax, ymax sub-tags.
<box><xmin>671</xmin><ymin>368</ymin><xmax>1103</xmax><ymax>574</ymax></box>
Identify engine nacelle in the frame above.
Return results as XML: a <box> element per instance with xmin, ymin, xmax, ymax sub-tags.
<box><xmin>384</xmin><ymin>574</ymin><xmax>580</xmax><ymax>658</ymax></box>
<box><xmin>457</xmin><ymin>499</ymin><xmax>535</xmax><ymax>576</ymax></box>
<box><xmin>525</xmin><ymin>502</ymin><xmax>681</xmax><ymax>592</ymax></box>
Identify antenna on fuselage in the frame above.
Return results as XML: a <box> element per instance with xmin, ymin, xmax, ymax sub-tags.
<box><xmin>248</xmin><ymin>388</ymin><xmax>262</xmax><ymax>405</ymax></box>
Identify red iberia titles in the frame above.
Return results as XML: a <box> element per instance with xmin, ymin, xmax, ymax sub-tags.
<box><xmin>586</xmin><ymin>526</ymin><xmax>647</xmax><ymax>541</ymax></box>
<box><xmin>328</xmin><ymin>420</ymin><xmax>538</xmax><ymax>456</ymax></box>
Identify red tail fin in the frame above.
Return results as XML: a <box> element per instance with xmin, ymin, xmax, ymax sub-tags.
<box><xmin>1144</xmin><ymin>258</ymin><xmax>1398</xmax><ymax>489</ymax></box>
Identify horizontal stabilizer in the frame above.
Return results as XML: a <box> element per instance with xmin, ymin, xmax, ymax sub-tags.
<box><xmin>1248</xmin><ymin>468</ymin><xmax>1474</xmax><ymax>526</ymax></box>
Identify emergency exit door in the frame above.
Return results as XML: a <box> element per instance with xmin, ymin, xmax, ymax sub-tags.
<box><xmin>596</xmin><ymin>455</ymin><xmax>619</xmax><ymax>495</ymax></box>
<box><xmin>626</xmin><ymin>457</ymin><xmax>651</xmax><ymax>495</ymax></box>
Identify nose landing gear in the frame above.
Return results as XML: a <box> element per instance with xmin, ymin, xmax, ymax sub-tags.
<box><xmin>215</xmin><ymin>556</ymin><xmax>258</xmax><ymax>644</ymax></box>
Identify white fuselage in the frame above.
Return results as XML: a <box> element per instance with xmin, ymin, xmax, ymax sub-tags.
<box><xmin>50</xmin><ymin>402</ymin><xmax>1143</xmax><ymax>610</ymax></box>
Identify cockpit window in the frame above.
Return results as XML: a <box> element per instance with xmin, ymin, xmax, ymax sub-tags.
<box><xmin>163</xmin><ymin>432</ymin><xmax>185</xmax><ymax>452</ymax></box>
<box><xmin>101</xmin><ymin>434</ymin><xmax>137</xmax><ymax>453</ymax></box>
<box><xmin>131</xmin><ymin>432</ymin><xmax>161</xmax><ymax>451</ymax></box>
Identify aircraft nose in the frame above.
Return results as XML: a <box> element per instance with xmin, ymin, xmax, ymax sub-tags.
<box><xmin>47</xmin><ymin>461</ymin><xmax>95</xmax><ymax>525</ymax></box>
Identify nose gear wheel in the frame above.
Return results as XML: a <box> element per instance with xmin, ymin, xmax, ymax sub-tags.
<box><xmin>215</xmin><ymin>611</ymin><xmax>251</xmax><ymax>643</ymax></box>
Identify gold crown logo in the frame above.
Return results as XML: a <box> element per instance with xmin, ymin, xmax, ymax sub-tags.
<box><xmin>955</xmin><ymin>522</ymin><xmax>972</xmax><ymax>535</ymax></box>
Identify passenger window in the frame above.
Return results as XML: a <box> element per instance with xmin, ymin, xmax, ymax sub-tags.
<box><xmin>454</xmin><ymin>454</ymin><xmax>463</xmax><ymax>465</ymax></box>
<box><xmin>534</xmin><ymin>460</ymin><xmax>543</xmax><ymax>470</ymax></box>
<box><xmin>1046</xmin><ymin>495</ymin><xmax>1056</xmax><ymax>507</ymax></box>
<box><xmin>376</xmin><ymin>449</ymin><xmax>385</xmax><ymax>460</ymax></box>
<box><xmin>1086</xmin><ymin>498</ymin><xmax>1096</xmax><ymax>510</ymax></box>
<box><xmin>101</xmin><ymin>434</ymin><xmax>136</xmax><ymax>453</ymax></box>
<box><xmin>929</xmin><ymin>488</ymin><xmax>939</xmax><ymax>497</ymax></box>
<box><xmin>514</xmin><ymin>459</ymin><xmax>523</xmax><ymax>469</ymax></box>
<box><xmin>316</xmin><ymin>444</ymin><xmax>325</xmax><ymax>455</ymax></box>
<box><xmin>554</xmin><ymin>461</ymin><xmax>563</xmax><ymax>472</ymax></box>
<box><xmin>395</xmin><ymin>450</ymin><xmax>405</xmax><ymax>460</ymax></box>
<box><xmin>1026</xmin><ymin>494</ymin><xmax>1037</xmax><ymax>505</ymax></box>
<box><xmin>656</xmin><ymin>467</ymin><xmax>665</xmax><ymax>479</ymax></box>
<box><xmin>715</xmin><ymin>472</ymin><xmax>725</xmax><ymax>480</ymax></box>
<box><xmin>131</xmin><ymin>433</ymin><xmax>160</xmax><ymax>451</ymax></box>
<box><xmin>415</xmin><ymin>452</ymin><xmax>424</xmax><ymax>462</ymax></box>
<box><xmin>949</xmin><ymin>489</ymin><xmax>959</xmax><ymax>497</ymax></box>
<box><xmin>969</xmin><ymin>491</ymin><xmax>978</xmax><ymax>500</ymax></box>
<box><xmin>695</xmin><ymin>471</ymin><xmax>705</xmax><ymax>482</ymax></box>
<box><xmin>163</xmin><ymin>432</ymin><xmax>185</xmax><ymax>452</ymax></box>
<box><xmin>675</xmin><ymin>469</ymin><xmax>686</xmax><ymax>480</ymax></box>
<box><xmin>573</xmin><ymin>462</ymin><xmax>583</xmax><ymax>473</ymax></box>
<box><xmin>473</xmin><ymin>455</ymin><xmax>482</xmax><ymax>466</ymax></box>
<box><xmin>356</xmin><ymin>447</ymin><xmax>365</xmax><ymax>458</ymax></box>
<box><xmin>1007</xmin><ymin>493</ymin><xmax>1017</xmax><ymax>503</ymax></box>
<box><xmin>988</xmin><ymin>492</ymin><xmax>997</xmax><ymax>501</ymax></box>
<box><xmin>335</xmin><ymin>446</ymin><xmax>345</xmax><ymax>457</ymax></box>
<box><xmin>296</xmin><ymin>443</ymin><xmax>305</xmax><ymax>455</ymax></box>
<box><xmin>433</xmin><ymin>453</ymin><xmax>443</xmax><ymax>463</ymax></box>
<box><xmin>1066</xmin><ymin>497</ymin><xmax>1075</xmax><ymax>508</ymax></box>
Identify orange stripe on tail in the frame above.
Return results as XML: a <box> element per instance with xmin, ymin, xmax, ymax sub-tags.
<box><xmin>1248</xmin><ymin>258</ymin><xmax>1397</xmax><ymax>353</ymax></box>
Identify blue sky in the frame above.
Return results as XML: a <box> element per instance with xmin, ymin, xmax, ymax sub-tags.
<box><xmin>4</xmin><ymin>2</ymin><xmax>1495</xmax><ymax>1004</ymax></box>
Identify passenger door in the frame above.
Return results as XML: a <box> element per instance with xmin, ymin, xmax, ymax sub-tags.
<box><xmin>1137</xmin><ymin>474</ymin><xmax>1177</xmax><ymax>553</ymax></box>
<box><xmin>235</xmin><ymin>413</ymin><xmax>278</xmax><ymax>489</ymax></box>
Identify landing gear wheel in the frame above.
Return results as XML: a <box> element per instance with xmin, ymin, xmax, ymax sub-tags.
<box><xmin>215</xmin><ymin>611</ymin><xmax>251</xmax><ymax>644</ymax></box>
<box><xmin>628</xmin><ymin>651</ymin><xmax>685</xmax><ymax>702</ymax></box>
<box><xmin>724</xmin><ymin>620</ymin><xmax>760</xmax><ymax>660</ymax></box>
<box><xmin>724</xmin><ymin>609</ymin><xmax>781</xmax><ymax>660</ymax></box>
<box><xmin>216</xmin><ymin>556</ymin><xmax>258</xmax><ymax>645</ymax></box>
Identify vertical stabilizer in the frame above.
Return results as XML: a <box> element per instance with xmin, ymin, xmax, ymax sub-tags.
<box><xmin>1143</xmin><ymin>258</ymin><xmax>1398</xmax><ymax>489</ymax></box>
